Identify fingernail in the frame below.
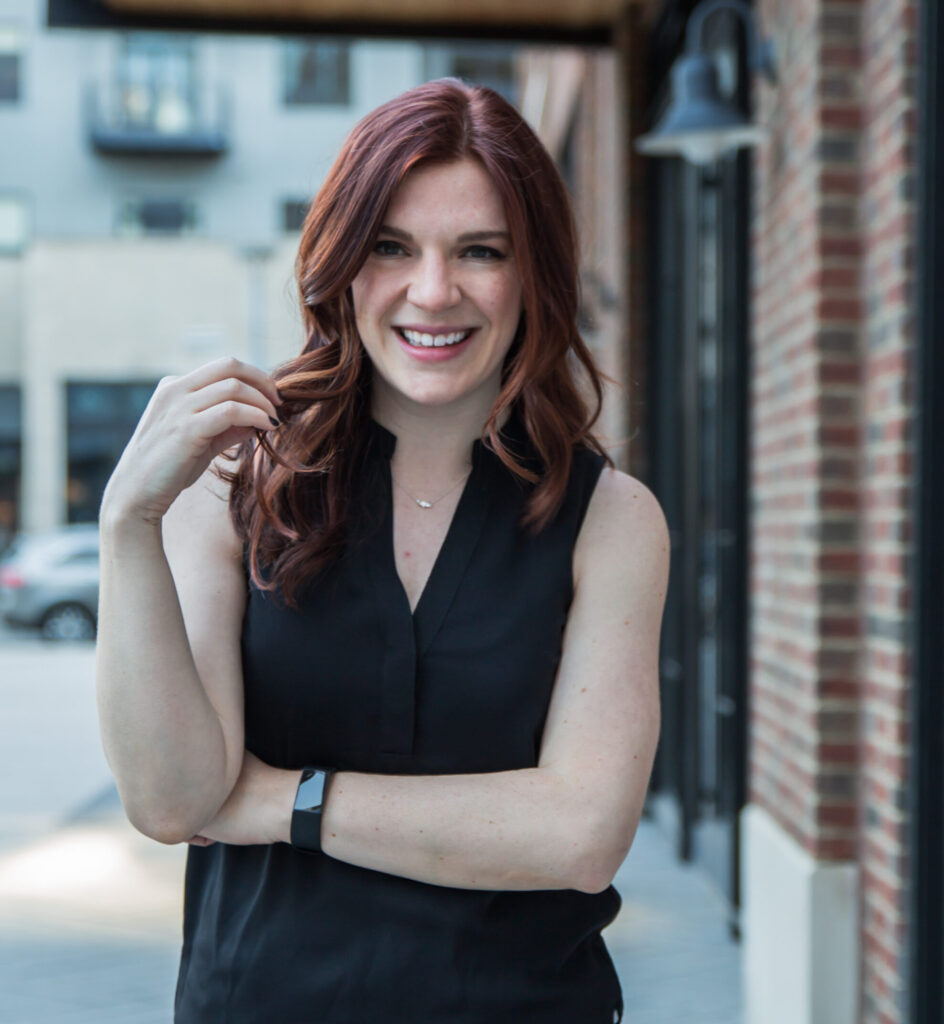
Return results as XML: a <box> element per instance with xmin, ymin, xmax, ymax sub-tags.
<box><xmin>275</xmin><ymin>386</ymin><xmax>284</xmax><ymax>402</ymax></box>
<box><xmin>269</xmin><ymin>416</ymin><xmax>280</xmax><ymax>427</ymax></box>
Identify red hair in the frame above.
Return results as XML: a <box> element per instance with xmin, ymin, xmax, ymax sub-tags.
<box><xmin>222</xmin><ymin>78</ymin><xmax>611</xmax><ymax>605</ymax></box>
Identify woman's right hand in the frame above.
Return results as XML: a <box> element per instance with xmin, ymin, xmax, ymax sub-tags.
<box><xmin>100</xmin><ymin>356</ymin><xmax>283</xmax><ymax>527</ymax></box>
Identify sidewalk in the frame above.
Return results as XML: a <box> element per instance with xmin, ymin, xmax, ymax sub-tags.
<box><xmin>0</xmin><ymin>799</ymin><xmax>743</xmax><ymax>1023</ymax></box>
<box><xmin>610</xmin><ymin>819</ymin><xmax>744</xmax><ymax>1024</ymax></box>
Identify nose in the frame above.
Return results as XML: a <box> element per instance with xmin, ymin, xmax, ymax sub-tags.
<box><xmin>406</xmin><ymin>253</ymin><xmax>460</xmax><ymax>312</ymax></box>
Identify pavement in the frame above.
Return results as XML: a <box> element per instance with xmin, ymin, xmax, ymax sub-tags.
<box><xmin>609</xmin><ymin>819</ymin><xmax>744</xmax><ymax>1024</ymax></box>
<box><xmin>0</xmin><ymin>629</ymin><xmax>743</xmax><ymax>1022</ymax></box>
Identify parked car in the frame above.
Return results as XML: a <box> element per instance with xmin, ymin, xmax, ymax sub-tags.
<box><xmin>0</xmin><ymin>524</ymin><xmax>100</xmax><ymax>641</ymax></box>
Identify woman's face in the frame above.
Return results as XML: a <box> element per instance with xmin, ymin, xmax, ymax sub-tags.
<box><xmin>351</xmin><ymin>157</ymin><xmax>523</xmax><ymax>416</ymax></box>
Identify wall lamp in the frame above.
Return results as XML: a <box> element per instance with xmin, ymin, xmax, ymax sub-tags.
<box><xmin>635</xmin><ymin>0</ymin><xmax>777</xmax><ymax>165</ymax></box>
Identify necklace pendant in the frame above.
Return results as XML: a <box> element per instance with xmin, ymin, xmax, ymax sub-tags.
<box><xmin>416</xmin><ymin>499</ymin><xmax>433</xmax><ymax>509</ymax></box>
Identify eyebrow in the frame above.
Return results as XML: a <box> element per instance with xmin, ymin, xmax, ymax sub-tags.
<box><xmin>378</xmin><ymin>225</ymin><xmax>512</xmax><ymax>244</ymax></box>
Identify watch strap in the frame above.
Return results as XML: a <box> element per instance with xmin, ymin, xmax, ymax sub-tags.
<box><xmin>290</xmin><ymin>766</ymin><xmax>334</xmax><ymax>853</ymax></box>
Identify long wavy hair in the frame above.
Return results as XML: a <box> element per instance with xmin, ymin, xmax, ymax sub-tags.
<box><xmin>222</xmin><ymin>78</ymin><xmax>612</xmax><ymax>606</ymax></box>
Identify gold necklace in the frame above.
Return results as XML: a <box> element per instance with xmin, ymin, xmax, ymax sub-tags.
<box><xmin>391</xmin><ymin>467</ymin><xmax>471</xmax><ymax>509</ymax></box>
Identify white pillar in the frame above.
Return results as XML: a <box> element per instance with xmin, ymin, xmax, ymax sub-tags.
<box><xmin>741</xmin><ymin>803</ymin><xmax>859</xmax><ymax>1024</ymax></box>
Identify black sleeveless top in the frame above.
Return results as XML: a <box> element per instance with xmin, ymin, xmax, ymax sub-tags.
<box><xmin>174</xmin><ymin>415</ymin><xmax>623</xmax><ymax>1024</ymax></box>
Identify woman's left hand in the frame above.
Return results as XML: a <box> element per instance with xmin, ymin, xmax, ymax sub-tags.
<box><xmin>187</xmin><ymin>751</ymin><xmax>298</xmax><ymax>847</ymax></box>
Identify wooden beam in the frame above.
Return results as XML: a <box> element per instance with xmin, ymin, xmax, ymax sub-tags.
<box><xmin>103</xmin><ymin>0</ymin><xmax>629</xmax><ymax>28</ymax></box>
<box><xmin>48</xmin><ymin>0</ymin><xmax>635</xmax><ymax>43</ymax></box>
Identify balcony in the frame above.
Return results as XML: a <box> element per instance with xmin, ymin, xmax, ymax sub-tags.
<box><xmin>86</xmin><ymin>80</ymin><xmax>229</xmax><ymax>158</ymax></box>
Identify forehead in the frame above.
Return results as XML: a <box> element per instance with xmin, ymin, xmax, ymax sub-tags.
<box><xmin>384</xmin><ymin>157</ymin><xmax>507</xmax><ymax>231</ymax></box>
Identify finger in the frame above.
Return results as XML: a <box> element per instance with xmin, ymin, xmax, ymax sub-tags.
<box><xmin>192</xmin><ymin>400</ymin><xmax>279</xmax><ymax>442</ymax></box>
<box><xmin>190</xmin><ymin>377</ymin><xmax>280</xmax><ymax>425</ymax></box>
<box><xmin>182</xmin><ymin>356</ymin><xmax>281</xmax><ymax>410</ymax></box>
<box><xmin>214</xmin><ymin>425</ymin><xmax>260</xmax><ymax>454</ymax></box>
<box><xmin>187</xmin><ymin>835</ymin><xmax>217</xmax><ymax>846</ymax></box>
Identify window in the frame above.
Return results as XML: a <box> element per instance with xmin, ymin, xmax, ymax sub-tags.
<box><xmin>282</xmin><ymin>40</ymin><xmax>350</xmax><ymax>106</ymax></box>
<box><xmin>66</xmin><ymin>382</ymin><xmax>158</xmax><ymax>523</ymax></box>
<box><xmin>0</xmin><ymin>195</ymin><xmax>27</xmax><ymax>253</ymax></box>
<box><xmin>116</xmin><ymin>198</ymin><xmax>197</xmax><ymax>236</ymax></box>
<box><xmin>117</xmin><ymin>34</ymin><xmax>196</xmax><ymax>133</ymax></box>
<box><xmin>282</xmin><ymin>199</ymin><xmax>310</xmax><ymax>232</ymax></box>
<box><xmin>0</xmin><ymin>385</ymin><xmax>21</xmax><ymax>546</ymax></box>
<box><xmin>0</xmin><ymin>26</ymin><xmax>22</xmax><ymax>103</ymax></box>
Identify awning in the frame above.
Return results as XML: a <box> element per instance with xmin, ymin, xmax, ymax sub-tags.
<box><xmin>48</xmin><ymin>0</ymin><xmax>654</xmax><ymax>44</ymax></box>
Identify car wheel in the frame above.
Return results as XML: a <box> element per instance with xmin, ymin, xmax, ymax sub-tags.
<box><xmin>40</xmin><ymin>603</ymin><xmax>96</xmax><ymax>642</ymax></box>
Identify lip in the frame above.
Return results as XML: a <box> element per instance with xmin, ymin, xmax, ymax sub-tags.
<box><xmin>394</xmin><ymin>326</ymin><xmax>478</xmax><ymax>363</ymax></box>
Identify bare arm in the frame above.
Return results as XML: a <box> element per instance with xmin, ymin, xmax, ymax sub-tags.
<box><xmin>200</xmin><ymin>469</ymin><xmax>669</xmax><ymax>893</ymax></box>
<box><xmin>96</xmin><ymin>357</ymin><xmax>281</xmax><ymax>843</ymax></box>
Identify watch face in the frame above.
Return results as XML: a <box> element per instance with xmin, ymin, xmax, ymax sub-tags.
<box><xmin>295</xmin><ymin>768</ymin><xmax>328</xmax><ymax>813</ymax></box>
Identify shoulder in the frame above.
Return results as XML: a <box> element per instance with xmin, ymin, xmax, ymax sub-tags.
<box><xmin>582</xmin><ymin>466</ymin><xmax>668</xmax><ymax>537</ymax></box>
<box><xmin>573</xmin><ymin>466</ymin><xmax>671</xmax><ymax>594</ymax></box>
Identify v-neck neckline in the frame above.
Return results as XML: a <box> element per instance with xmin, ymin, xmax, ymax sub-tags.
<box><xmin>369</xmin><ymin>417</ymin><xmax>492</xmax><ymax>640</ymax></box>
<box><xmin>397</xmin><ymin>476</ymin><xmax>474</xmax><ymax>619</ymax></box>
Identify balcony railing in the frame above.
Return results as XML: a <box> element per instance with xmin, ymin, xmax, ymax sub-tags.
<box><xmin>86</xmin><ymin>80</ymin><xmax>229</xmax><ymax>157</ymax></box>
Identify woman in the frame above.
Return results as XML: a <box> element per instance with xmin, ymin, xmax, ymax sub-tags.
<box><xmin>97</xmin><ymin>79</ymin><xmax>668</xmax><ymax>1023</ymax></box>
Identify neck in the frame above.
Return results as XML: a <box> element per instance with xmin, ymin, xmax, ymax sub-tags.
<box><xmin>371</xmin><ymin>388</ymin><xmax>509</xmax><ymax>486</ymax></box>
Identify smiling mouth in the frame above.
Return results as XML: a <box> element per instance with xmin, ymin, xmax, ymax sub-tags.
<box><xmin>397</xmin><ymin>328</ymin><xmax>474</xmax><ymax>349</ymax></box>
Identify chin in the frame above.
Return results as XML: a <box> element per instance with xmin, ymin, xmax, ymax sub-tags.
<box><xmin>389</xmin><ymin>372</ymin><xmax>479</xmax><ymax>407</ymax></box>
<box><xmin>400</xmin><ymin>387</ymin><xmax>472</xmax><ymax>409</ymax></box>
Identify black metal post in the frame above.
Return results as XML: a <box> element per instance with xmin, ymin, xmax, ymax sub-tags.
<box><xmin>907</xmin><ymin>1</ymin><xmax>944</xmax><ymax>1021</ymax></box>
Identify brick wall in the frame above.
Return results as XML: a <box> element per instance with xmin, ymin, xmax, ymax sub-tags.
<box><xmin>751</xmin><ymin>0</ymin><xmax>917</xmax><ymax>1020</ymax></box>
<box><xmin>858</xmin><ymin>2</ymin><xmax>917</xmax><ymax>1020</ymax></box>
<box><xmin>751</xmin><ymin>0</ymin><xmax>862</xmax><ymax>861</ymax></box>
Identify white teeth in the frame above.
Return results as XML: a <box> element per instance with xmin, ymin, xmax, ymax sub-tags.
<box><xmin>401</xmin><ymin>329</ymin><xmax>471</xmax><ymax>348</ymax></box>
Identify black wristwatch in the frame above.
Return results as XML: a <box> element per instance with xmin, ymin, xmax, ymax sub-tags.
<box><xmin>290</xmin><ymin>766</ymin><xmax>335</xmax><ymax>853</ymax></box>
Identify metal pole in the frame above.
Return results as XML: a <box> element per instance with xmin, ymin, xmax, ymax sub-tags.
<box><xmin>907</xmin><ymin>0</ymin><xmax>944</xmax><ymax>1020</ymax></box>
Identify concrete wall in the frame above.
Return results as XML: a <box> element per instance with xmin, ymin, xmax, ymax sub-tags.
<box><xmin>741</xmin><ymin>804</ymin><xmax>859</xmax><ymax>1024</ymax></box>
<box><xmin>0</xmin><ymin>259</ymin><xmax>23</xmax><ymax>378</ymax></box>
<box><xmin>18</xmin><ymin>237</ymin><xmax>306</xmax><ymax>529</ymax></box>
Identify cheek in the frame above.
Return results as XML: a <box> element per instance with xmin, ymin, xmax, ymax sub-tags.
<box><xmin>350</xmin><ymin>267</ymin><xmax>395</xmax><ymax>324</ymax></box>
<box><xmin>350</xmin><ymin>273</ymin><xmax>371</xmax><ymax>323</ymax></box>
<box><xmin>481</xmin><ymin>277</ymin><xmax>522</xmax><ymax>324</ymax></box>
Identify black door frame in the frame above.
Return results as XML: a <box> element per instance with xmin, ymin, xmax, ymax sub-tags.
<box><xmin>907</xmin><ymin>1</ymin><xmax>944</xmax><ymax>1021</ymax></box>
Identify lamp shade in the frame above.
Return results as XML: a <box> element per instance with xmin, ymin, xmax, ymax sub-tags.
<box><xmin>636</xmin><ymin>53</ymin><xmax>766</xmax><ymax>164</ymax></box>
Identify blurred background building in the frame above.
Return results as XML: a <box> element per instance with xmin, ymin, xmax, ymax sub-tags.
<box><xmin>3</xmin><ymin>1</ymin><xmax>941</xmax><ymax>1023</ymax></box>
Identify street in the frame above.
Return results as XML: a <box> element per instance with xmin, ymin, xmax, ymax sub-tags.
<box><xmin>0</xmin><ymin>625</ymin><xmax>185</xmax><ymax>1022</ymax></box>
<box><xmin>0</xmin><ymin>624</ymin><xmax>112</xmax><ymax>849</ymax></box>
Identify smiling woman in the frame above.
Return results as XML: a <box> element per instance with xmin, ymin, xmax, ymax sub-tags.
<box><xmin>225</xmin><ymin>77</ymin><xmax>611</xmax><ymax>604</ymax></box>
<box><xmin>95</xmin><ymin>78</ymin><xmax>668</xmax><ymax>1024</ymax></box>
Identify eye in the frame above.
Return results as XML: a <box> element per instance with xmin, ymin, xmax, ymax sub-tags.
<box><xmin>373</xmin><ymin>239</ymin><xmax>407</xmax><ymax>257</ymax></box>
<box><xmin>462</xmin><ymin>245</ymin><xmax>505</xmax><ymax>260</ymax></box>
